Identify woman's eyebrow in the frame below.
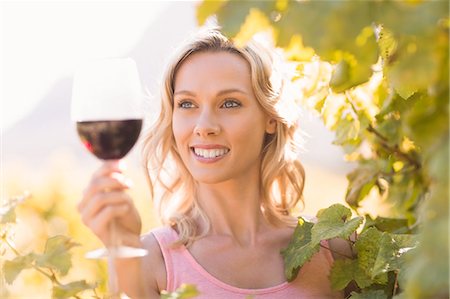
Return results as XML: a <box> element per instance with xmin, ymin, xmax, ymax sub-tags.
<box><xmin>174</xmin><ymin>90</ymin><xmax>196</xmax><ymax>97</ymax></box>
<box><xmin>216</xmin><ymin>88</ymin><xmax>248</xmax><ymax>96</ymax></box>
<box><xmin>174</xmin><ymin>88</ymin><xmax>248</xmax><ymax>97</ymax></box>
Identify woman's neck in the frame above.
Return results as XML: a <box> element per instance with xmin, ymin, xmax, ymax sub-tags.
<box><xmin>195</xmin><ymin>178</ymin><xmax>269</xmax><ymax>247</ymax></box>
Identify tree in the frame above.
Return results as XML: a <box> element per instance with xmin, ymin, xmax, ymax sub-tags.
<box><xmin>197</xmin><ymin>1</ymin><xmax>449</xmax><ymax>298</ymax></box>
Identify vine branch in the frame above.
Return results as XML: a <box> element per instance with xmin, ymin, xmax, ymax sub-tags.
<box><xmin>367</xmin><ymin>124</ymin><xmax>421</xmax><ymax>169</ymax></box>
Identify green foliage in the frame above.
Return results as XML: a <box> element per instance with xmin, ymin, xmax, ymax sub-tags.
<box><xmin>330</xmin><ymin>259</ymin><xmax>373</xmax><ymax>290</ymax></box>
<box><xmin>350</xmin><ymin>289</ymin><xmax>387</xmax><ymax>299</ymax></box>
<box><xmin>35</xmin><ymin>236</ymin><xmax>79</xmax><ymax>276</ymax></box>
<box><xmin>312</xmin><ymin>204</ymin><xmax>363</xmax><ymax>243</ymax></box>
<box><xmin>280</xmin><ymin>218</ymin><xmax>319</xmax><ymax>281</ymax></box>
<box><xmin>160</xmin><ymin>284</ymin><xmax>200</xmax><ymax>299</ymax></box>
<box><xmin>53</xmin><ymin>280</ymin><xmax>95</xmax><ymax>299</ymax></box>
<box><xmin>199</xmin><ymin>1</ymin><xmax>449</xmax><ymax>298</ymax></box>
<box><xmin>3</xmin><ymin>253</ymin><xmax>36</xmax><ymax>284</ymax></box>
<box><xmin>281</xmin><ymin>205</ymin><xmax>413</xmax><ymax>295</ymax></box>
<box><xmin>1</xmin><ymin>193</ymin><xmax>98</xmax><ymax>298</ymax></box>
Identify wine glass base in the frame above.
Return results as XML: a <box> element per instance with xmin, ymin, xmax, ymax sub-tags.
<box><xmin>86</xmin><ymin>246</ymin><xmax>148</xmax><ymax>259</ymax></box>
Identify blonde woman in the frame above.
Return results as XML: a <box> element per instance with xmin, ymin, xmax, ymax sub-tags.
<box><xmin>78</xmin><ymin>29</ymin><xmax>347</xmax><ymax>298</ymax></box>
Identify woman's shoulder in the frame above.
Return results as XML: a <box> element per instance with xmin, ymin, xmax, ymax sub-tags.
<box><xmin>141</xmin><ymin>227</ymin><xmax>172</xmax><ymax>293</ymax></box>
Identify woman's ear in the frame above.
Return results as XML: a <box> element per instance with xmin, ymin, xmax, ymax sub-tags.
<box><xmin>265</xmin><ymin>118</ymin><xmax>277</xmax><ymax>134</ymax></box>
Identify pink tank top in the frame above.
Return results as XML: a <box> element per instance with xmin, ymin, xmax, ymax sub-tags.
<box><xmin>151</xmin><ymin>227</ymin><xmax>343</xmax><ymax>298</ymax></box>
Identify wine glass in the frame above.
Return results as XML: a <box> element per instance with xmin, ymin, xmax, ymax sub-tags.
<box><xmin>71</xmin><ymin>58</ymin><xmax>148</xmax><ymax>297</ymax></box>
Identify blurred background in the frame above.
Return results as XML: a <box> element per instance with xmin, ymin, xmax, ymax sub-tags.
<box><xmin>1</xmin><ymin>1</ymin><xmax>351</xmax><ymax>297</ymax></box>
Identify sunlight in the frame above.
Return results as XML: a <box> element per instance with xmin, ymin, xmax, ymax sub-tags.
<box><xmin>1</xmin><ymin>1</ymin><xmax>169</xmax><ymax>130</ymax></box>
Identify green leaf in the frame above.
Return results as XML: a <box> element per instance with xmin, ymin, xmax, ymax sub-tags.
<box><xmin>196</xmin><ymin>0</ymin><xmax>227</xmax><ymax>26</ymax></box>
<box><xmin>311</xmin><ymin>204</ymin><xmax>363</xmax><ymax>244</ymax></box>
<box><xmin>3</xmin><ymin>253</ymin><xmax>36</xmax><ymax>284</ymax></box>
<box><xmin>36</xmin><ymin>235</ymin><xmax>79</xmax><ymax>276</ymax></box>
<box><xmin>329</xmin><ymin>59</ymin><xmax>350</xmax><ymax>90</ymax></box>
<box><xmin>377</xmin><ymin>26</ymin><xmax>397</xmax><ymax>62</ymax></box>
<box><xmin>346</xmin><ymin>162</ymin><xmax>379</xmax><ymax>208</ymax></box>
<box><xmin>333</xmin><ymin>108</ymin><xmax>361</xmax><ymax>148</ymax></box>
<box><xmin>215</xmin><ymin>1</ymin><xmax>274</xmax><ymax>38</ymax></box>
<box><xmin>403</xmin><ymin>92</ymin><xmax>449</xmax><ymax>153</ymax></box>
<box><xmin>350</xmin><ymin>289</ymin><xmax>388</xmax><ymax>299</ymax></box>
<box><xmin>281</xmin><ymin>218</ymin><xmax>320</xmax><ymax>281</ymax></box>
<box><xmin>363</xmin><ymin>216</ymin><xmax>412</xmax><ymax>234</ymax></box>
<box><xmin>52</xmin><ymin>280</ymin><xmax>94</xmax><ymax>299</ymax></box>
<box><xmin>330</xmin><ymin>259</ymin><xmax>373</xmax><ymax>290</ymax></box>
<box><xmin>160</xmin><ymin>284</ymin><xmax>200</xmax><ymax>299</ymax></box>
<box><xmin>372</xmin><ymin>233</ymin><xmax>419</xmax><ymax>277</ymax></box>
<box><xmin>384</xmin><ymin>172</ymin><xmax>425</xmax><ymax>224</ymax></box>
<box><xmin>355</xmin><ymin>228</ymin><xmax>388</xmax><ymax>284</ymax></box>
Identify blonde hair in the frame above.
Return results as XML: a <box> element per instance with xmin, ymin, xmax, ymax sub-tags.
<box><xmin>142</xmin><ymin>29</ymin><xmax>305</xmax><ymax>245</ymax></box>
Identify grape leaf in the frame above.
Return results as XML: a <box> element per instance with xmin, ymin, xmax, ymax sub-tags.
<box><xmin>311</xmin><ymin>204</ymin><xmax>363</xmax><ymax>244</ymax></box>
<box><xmin>333</xmin><ymin>108</ymin><xmax>361</xmax><ymax>147</ymax></box>
<box><xmin>330</xmin><ymin>259</ymin><xmax>373</xmax><ymax>290</ymax></box>
<box><xmin>215</xmin><ymin>1</ymin><xmax>274</xmax><ymax>38</ymax></box>
<box><xmin>372</xmin><ymin>233</ymin><xmax>419</xmax><ymax>277</ymax></box>
<box><xmin>35</xmin><ymin>235</ymin><xmax>79</xmax><ymax>276</ymax></box>
<box><xmin>363</xmin><ymin>215</ymin><xmax>412</xmax><ymax>234</ymax></box>
<box><xmin>350</xmin><ymin>289</ymin><xmax>388</xmax><ymax>299</ymax></box>
<box><xmin>377</xmin><ymin>26</ymin><xmax>397</xmax><ymax>62</ymax></box>
<box><xmin>160</xmin><ymin>284</ymin><xmax>200</xmax><ymax>299</ymax></box>
<box><xmin>355</xmin><ymin>228</ymin><xmax>388</xmax><ymax>284</ymax></box>
<box><xmin>281</xmin><ymin>218</ymin><xmax>320</xmax><ymax>281</ymax></box>
<box><xmin>345</xmin><ymin>162</ymin><xmax>379</xmax><ymax>208</ymax></box>
<box><xmin>52</xmin><ymin>280</ymin><xmax>93</xmax><ymax>299</ymax></box>
<box><xmin>3</xmin><ymin>253</ymin><xmax>36</xmax><ymax>284</ymax></box>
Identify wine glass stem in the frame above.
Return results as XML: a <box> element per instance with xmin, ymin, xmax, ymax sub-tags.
<box><xmin>108</xmin><ymin>219</ymin><xmax>120</xmax><ymax>298</ymax></box>
<box><xmin>108</xmin><ymin>253</ymin><xmax>120</xmax><ymax>298</ymax></box>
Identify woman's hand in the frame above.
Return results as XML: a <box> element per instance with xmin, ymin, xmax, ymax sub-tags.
<box><xmin>78</xmin><ymin>161</ymin><xmax>142</xmax><ymax>247</ymax></box>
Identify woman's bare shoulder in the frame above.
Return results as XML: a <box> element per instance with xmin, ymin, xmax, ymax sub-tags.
<box><xmin>141</xmin><ymin>230</ymin><xmax>168</xmax><ymax>293</ymax></box>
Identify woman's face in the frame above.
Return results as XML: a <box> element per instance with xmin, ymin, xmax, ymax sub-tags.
<box><xmin>172</xmin><ymin>51</ymin><xmax>275</xmax><ymax>184</ymax></box>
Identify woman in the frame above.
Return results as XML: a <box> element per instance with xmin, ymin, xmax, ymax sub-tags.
<box><xmin>78</xmin><ymin>29</ymin><xmax>345</xmax><ymax>298</ymax></box>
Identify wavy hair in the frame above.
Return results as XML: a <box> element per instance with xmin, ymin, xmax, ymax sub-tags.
<box><xmin>142</xmin><ymin>29</ymin><xmax>305</xmax><ymax>246</ymax></box>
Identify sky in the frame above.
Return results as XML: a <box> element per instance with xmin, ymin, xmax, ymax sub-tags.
<box><xmin>0</xmin><ymin>1</ymin><xmax>172</xmax><ymax>131</ymax></box>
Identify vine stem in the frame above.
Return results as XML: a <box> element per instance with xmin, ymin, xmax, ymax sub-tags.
<box><xmin>366</xmin><ymin>124</ymin><xmax>421</xmax><ymax>169</ymax></box>
<box><xmin>392</xmin><ymin>270</ymin><xmax>399</xmax><ymax>297</ymax></box>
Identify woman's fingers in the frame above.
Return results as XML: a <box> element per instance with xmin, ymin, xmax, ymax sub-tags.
<box><xmin>80</xmin><ymin>191</ymin><xmax>132</xmax><ymax>224</ymax></box>
<box><xmin>87</xmin><ymin>203</ymin><xmax>130</xmax><ymax>245</ymax></box>
<box><xmin>78</xmin><ymin>173</ymin><xmax>132</xmax><ymax>212</ymax></box>
<box><xmin>78</xmin><ymin>161</ymin><xmax>142</xmax><ymax>246</ymax></box>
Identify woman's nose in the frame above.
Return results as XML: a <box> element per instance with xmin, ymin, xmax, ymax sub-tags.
<box><xmin>193</xmin><ymin>109</ymin><xmax>220</xmax><ymax>137</ymax></box>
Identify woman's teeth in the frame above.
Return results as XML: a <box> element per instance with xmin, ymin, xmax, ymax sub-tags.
<box><xmin>193</xmin><ymin>148</ymin><xmax>229</xmax><ymax>158</ymax></box>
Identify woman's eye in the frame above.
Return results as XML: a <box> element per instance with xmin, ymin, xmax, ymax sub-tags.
<box><xmin>178</xmin><ymin>101</ymin><xmax>195</xmax><ymax>109</ymax></box>
<box><xmin>222</xmin><ymin>100</ymin><xmax>241</xmax><ymax>109</ymax></box>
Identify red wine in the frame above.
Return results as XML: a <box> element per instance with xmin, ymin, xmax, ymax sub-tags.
<box><xmin>76</xmin><ymin>119</ymin><xmax>142</xmax><ymax>160</ymax></box>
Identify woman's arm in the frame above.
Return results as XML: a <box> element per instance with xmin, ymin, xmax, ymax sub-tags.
<box><xmin>114</xmin><ymin>234</ymin><xmax>165</xmax><ymax>298</ymax></box>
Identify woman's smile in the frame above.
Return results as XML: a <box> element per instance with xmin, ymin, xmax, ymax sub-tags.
<box><xmin>191</xmin><ymin>145</ymin><xmax>230</xmax><ymax>161</ymax></box>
